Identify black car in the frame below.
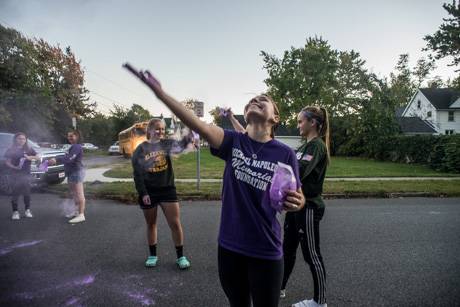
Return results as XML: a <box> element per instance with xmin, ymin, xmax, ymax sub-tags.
<box><xmin>0</xmin><ymin>132</ymin><xmax>67</xmax><ymax>193</ymax></box>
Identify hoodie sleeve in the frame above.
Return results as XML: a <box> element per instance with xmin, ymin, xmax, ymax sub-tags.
<box><xmin>132</xmin><ymin>144</ymin><xmax>148</xmax><ymax>197</ymax></box>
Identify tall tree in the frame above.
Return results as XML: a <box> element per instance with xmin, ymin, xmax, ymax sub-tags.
<box><xmin>261</xmin><ymin>37</ymin><xmax>339</xmax><ymax>125</ymax></box>
<box><xmin>0</xmin><ymin>24</ymin><xmax>94</xmax><ymax>141</ymax></box>
<box><xmin>424</xmin><ymin>1</ymin><xmax>460</xmax><ymax>70</ymax></box>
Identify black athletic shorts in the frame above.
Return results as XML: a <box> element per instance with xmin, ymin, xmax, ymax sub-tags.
<box><xmin>138</xmin><ymin>186</ymin><xmax>178</xmax><ymax>209</ymax></box>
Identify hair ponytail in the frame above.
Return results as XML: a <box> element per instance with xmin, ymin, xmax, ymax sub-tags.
<box><xmin>319</xmin><ymin>107</ymin><xmax>330</xmax><ymax>164</ymax></box>
<box><xmin>301</xmin><ymin>106</ymin><xmax>331</xmax><ymax>164</ymax></box>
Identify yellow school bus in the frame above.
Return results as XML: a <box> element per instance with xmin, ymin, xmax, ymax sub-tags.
<box><xmin>118</xmin><ymin>121</ymin><xmax>148</xmax><ymax>158</ymax></box>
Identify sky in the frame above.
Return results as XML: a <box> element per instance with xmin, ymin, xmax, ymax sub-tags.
<box><xmin>0</xmin><ymin>0</ymin><xmax>457</xmax><ymax>122</ymax></box>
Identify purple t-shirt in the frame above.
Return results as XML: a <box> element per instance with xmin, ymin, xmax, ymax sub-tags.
<box><xmin>4</xmin><ymin>146</ymin><xmax>37</xmax><ymax>174</ymax></box>
<box><xmin>211</xmin><ymin>130</ymin><xmax>301</xmax><ymax>260</ymax></box>
<box><xmin>64</xmin><ymin>144</ymin><xmax>83</xmax><ymax>174</ymax></box>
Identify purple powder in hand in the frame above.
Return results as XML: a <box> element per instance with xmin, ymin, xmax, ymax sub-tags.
<box><xmin>269</xmin><ymin>162</ymin><xmax>297</xmax><ymax>211</ymax></box>
<box><xmin>18</xmin><ymin>157</ymin><xmax>26</xmax><ymax>169</ymax></box>
<box><xmin>218</xmin><ymin>107</ymin><xmax>228</xmax><ymax>117</ymax></box>
<box><xmin>38</xmin><ymin>160</ymin><xmax>49</xmax><ymax>172</ymax></box>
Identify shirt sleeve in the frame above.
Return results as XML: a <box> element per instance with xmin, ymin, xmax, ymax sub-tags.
<box><xmin>4</xmin><ymin>148</ymin><xmax>13</xmax><ymax>159</ymax></box>
<box><xmin>132</xmin><ymin>145</ymin><xmax>148</xmax><ymax>196</ymax></box>
<box><xmin>298</xmin><ymin>142</ymin><xmax>325</xmax><ymax>182</ymax></box>
<box><xmin>63</xmin><ymin>145</ymin><xmax>82</xmax><ymax>167</ymax></box>
<box><xmin>210</xmin><ymin>129</ymin><xmax>235</xmax><ymax>161</ymax></box>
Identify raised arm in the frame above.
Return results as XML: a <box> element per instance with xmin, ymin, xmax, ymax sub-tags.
<box><xmin>123</xmin><ymin>63</ymin><xmax>224</xmax><ymax>149</ymax></box>
<box><xmin>227</xmin><ymin>108</ymin><xmax>246</xmax><ymax>133</ymax></box>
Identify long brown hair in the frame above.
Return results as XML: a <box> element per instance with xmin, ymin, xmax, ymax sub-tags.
<box><xmin>146</xmin><ymin>118</ymin><xmax>166</xmax><ymax>140</ymax></box>
<box><xmin>11</xmin><ymin>132</ymin><xmax>30</xmax><ymax>152</ymax></box>
<box><xmin>301</xmin><ymin>106</ymin><xmax>330</xmax><ymax>163</ymax></box>
<box><xmin>244</xmin><ymin>94</ymin><xmax>280</xmax><ymax>138</ymax></box>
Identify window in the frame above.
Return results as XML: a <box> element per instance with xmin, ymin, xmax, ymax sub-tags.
<box><xmin>427</xmin><ymin>111</ymin><xmax>432</xmax><ymax>117</ymax></box>
<box><xmin>417</xmin><ymin>100</ymin><xmax>421</xmax><ymax>109</ymax></box>
<box><xmin>445</xmin><ymin>130</ymin><xmax>454</xmax><ymax>135</ymax></box>
<box><xmin>448</xmin><ymin>111</ymin><xmax>454</xmax><ymax>122</ymax></box>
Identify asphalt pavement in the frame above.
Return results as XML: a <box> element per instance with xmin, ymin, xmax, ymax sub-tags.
<box><xmin>0</xmin><ymin>194</ymin><xmax>459</xmax><ymax>306</ymax></box>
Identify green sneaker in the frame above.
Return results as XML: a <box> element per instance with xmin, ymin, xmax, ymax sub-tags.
<box><xmin>145</xmin><ymin>256</ymin><xmax>158</xmax><ymax>267</ymax></box>
<box><xmin>176</xmin><ymin>256</ymin><xmax>191</xmax><ymax>270</ymax></box>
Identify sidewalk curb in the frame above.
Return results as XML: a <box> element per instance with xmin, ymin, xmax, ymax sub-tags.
<box><xmin>40</xmin><ymin>185</ymin><xmax>456</xmax><ymax>204</ymax></box>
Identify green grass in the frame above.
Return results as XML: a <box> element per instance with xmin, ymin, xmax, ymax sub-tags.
<box><xmin>103</xmin><ymin>149</ymin><xmax>458</xmax><ymax>179</ymax></box>
<box><xmin>47</xmin><ymin>179</ymin><xmax>460</xmax><ymax>203</ymax></box>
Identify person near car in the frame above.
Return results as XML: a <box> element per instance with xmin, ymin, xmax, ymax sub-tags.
<box><xmin>61</xmin><ymin>130</ymin><xmax>86</xmax><ymax>224</ymax></box>
<box><xmin>4</xmin><ymin>132</ymin><xmax>40</xmax><ymax>220</ymax></box>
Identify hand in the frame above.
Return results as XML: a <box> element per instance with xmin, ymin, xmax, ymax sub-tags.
<box><xmin>226</xmin><ymin>108</ymin><xmax>233</xmax><ymax>117</ymax></box>
<box><xmin>24</xmin><ymin>155</ymin><xmax>33</xmax><ymax>161</ymax></box>
<box><xmin>123</xmin><ymin>63</ymin><xmax>163</xmax><ymax>97</ymax></box>
<box><xmin>142</xmin><ymin>195</ymin><xmax>151</xmax><ymax>206</ymax></box>
<box><xmin>283</xmin><ymin>188</ymin><xmax>305</xmax><ymax>212</ymax></box>
<box><xmin>48</xmin><ymin>158</ymin><xmax>57</xmax><ymax>166</ymax></box>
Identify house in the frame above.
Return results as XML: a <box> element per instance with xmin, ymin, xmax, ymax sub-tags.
<box><xmin>399</xmin><ymin>88</ymin><xmax>460</xmax><ymax>135</ymax></box>
<box><xmin>219</xmin><ymin>115</ymin><xmax>302</xmax><ymax>149</ymax></box>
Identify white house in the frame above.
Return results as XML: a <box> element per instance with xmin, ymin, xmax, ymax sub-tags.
<box><xmin>400</xmin><ymin>88</ymin><xmax>460</xmax><ymax>135</ymax></box>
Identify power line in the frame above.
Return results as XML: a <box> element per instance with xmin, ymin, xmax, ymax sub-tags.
<box><xmin>86</xmin><ymin>68</ymin><xmax>148</xmax><ymax>99</ymax></box>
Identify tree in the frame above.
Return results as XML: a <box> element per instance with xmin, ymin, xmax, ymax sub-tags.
<box><xmin>79</xmin><ymin>112</ymin><xmax>115</xmax><ymax>146</ymax></box>
<box><xmin>110</xmin><ymin>103</ymin><xmax>152</xmax><ymax>141</ymax></box>
<box><xmin>424</xmin><ymin>1</ymin><xmax>460</xmax><ymax>70</ymax></box>
<box><xmin>0</xmin><ymin>24</ymin><xmax>94</xmax><ymax>142</ymax></box>
<box><xmin>261</xmin><ymin>37</ymin><xmax>339</xmax><ymax>125</ymax></box>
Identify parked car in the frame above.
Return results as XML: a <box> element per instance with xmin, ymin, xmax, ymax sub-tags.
<box><xmin>81</xmin><ymin>143</ymin><xmax>99</xmax><ymax>151</ymax></box>
<box><xmin>108</xmin><ymin>141</ymin><xmax>120</xmax><ymax>155</ymax></box>
<box><xmin>0</xmin><ymin>133</ymin><xmax>67</xmax><ymax>193</ymax></box>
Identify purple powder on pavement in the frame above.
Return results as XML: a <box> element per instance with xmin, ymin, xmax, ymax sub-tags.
<box><xmin>0</xmin><ymin>240</ymin><xmax>43</xmax><ymax>256</ymax></box>
<box><xmin>65</xmin><ymin>297</ymin><xmax>80</xmax><ymax>306</ymax></box>
<box><xmin>73</xmin><ymin>275</ymin><xmax>95</xmax><ymax>286</ymax></box>
<box><xmin>126</xmin><ymin>291</ymin><xmax>155</xmax><ymax>306</ymax></box>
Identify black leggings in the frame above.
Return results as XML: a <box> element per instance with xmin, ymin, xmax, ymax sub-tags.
<box><xmin>11</xmin><ymin>174</ymin><xmax>31</xmax><ymax>211</ymax></box>
<box><xmin>282</xmin><ymin>207</ymin><xmax>326</xmax><ymax>304</ymax></box>
<box><xmin>218</xmin><ymin>246</ymin><xmax>283</xmax><ymax>307</ymax></box>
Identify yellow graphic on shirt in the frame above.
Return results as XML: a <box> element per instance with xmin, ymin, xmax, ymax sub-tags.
<box><xmin>144</xmin><ymin>150</ymin><xmax>168</xmax><ymax>173</ymax></box>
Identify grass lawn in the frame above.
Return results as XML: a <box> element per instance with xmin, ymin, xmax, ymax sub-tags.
<box><xmin>103</xmin><ymin>149</ymin><xmax>459</xmax><ymax>179</ymax></box>
<box><xmin>48</xmin><ymin>179</ymin><xmax>460</xmax><ymax>203</ymax></box>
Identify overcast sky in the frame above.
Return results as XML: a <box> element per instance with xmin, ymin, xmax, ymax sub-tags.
<box><xmin>0</xmin><ymin>0</ymin><xmax>456</xmax><ymax>122</ymax></box>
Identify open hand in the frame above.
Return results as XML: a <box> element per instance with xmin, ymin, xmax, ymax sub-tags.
<box><xmin>123</xmin><ymin>63</ymin><xmax>163</xmax><ymax>97</ymax></box>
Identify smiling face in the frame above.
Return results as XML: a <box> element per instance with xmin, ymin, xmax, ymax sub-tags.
<box><xmin>148</xmin><ymin>121</ymin><xmax>166</xmax><ymax>140</ymax></box>
<box><xmin>244</xmin><ymin>95</ymin><xmax>279</xmax><ymax>126</ymax></box>
<box><xmin>67</xmin><ymin>132</ymin><xmax>78</xmax><ymax>144</ymax></box>
<box><xmin>297</xmin><ymin>112</ymin><xmax>314</xmax><ymax>137</ymax></box>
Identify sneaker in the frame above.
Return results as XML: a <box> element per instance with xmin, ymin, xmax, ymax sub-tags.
<box><xmin>25</xmin><ymin>209</ymin><xmax>33</xmax><ymax>218</ymax></box>
<box><xmin>292</xmin><ymin>299</ymin><xmax>327</xmax><ymax>307</ymax></box>
<box><xmin>65</xmin><ymin>211</ymin><xmax>78</xmax><ymax>218</ymax></box>
<box><xmin>145</xmin><ymin>256</ymin><xmax>158</xmax><ymax>267</ymax></box>
<box><xmin>280</xmin><ymin>289</ymin><xmax>286</xmax><ymax>298</ymax></box>
<box><xmin>12</xmin><ymin>211</ymin><xmax>20</xmax><ymax>220</ymax></box>
<box><xmin>176</xmin><ymin>256</ymin><xmax>191</xmax><ymax>270</ymax></box>
<box><xmin>69</xmin><ymin>214</ymin><xmax>85</xmax><ymax>224</ymax></box>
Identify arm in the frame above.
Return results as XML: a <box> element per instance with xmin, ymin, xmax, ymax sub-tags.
<box><xmin>123</xmin><ymin>63</ymin><xmax>224</xmax><ymax>148</ymax></box>
<box><xmin>299</xmin><ymin>144</ymin><xmax>324</xmax><ymax>182</ymax></box>
<box><xmin>5</xmin><ymin>159</ymin><xmax>20</xmax><ymax>170</ymax></box>
<box><xmin>227</xmin><ymin>109</ymin><xmax>246</xmax><ymax>133</ymax></box>
<box><xmin>131</xmin><ymin>147</ymin><xmax>148</xmax><ymax>197</ymax></box>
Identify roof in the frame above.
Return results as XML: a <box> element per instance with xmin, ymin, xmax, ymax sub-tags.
<box><xmin>396</xmin><ymin>117</ymin><xmax>437</xmax><ymax>134</ymax></box>
<box><xmin>219</xmin><ymin>115</ymin><xmax>299</xmax><ymax>136</ymax></box>
<box><xmin>419</xmin><ymin>88</ymin><xmax>460</xmax><ymax>109</ymax></box>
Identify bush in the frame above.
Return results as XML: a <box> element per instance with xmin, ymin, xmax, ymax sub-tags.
<box><xmin>339</xmin><ymin>134</ymin><xmax>460</xmax><ymax>173</ymax></box>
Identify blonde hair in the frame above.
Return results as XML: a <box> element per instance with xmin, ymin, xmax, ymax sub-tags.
<box><xmin>301</xmin><ymin>106</ymin><xmax>330</xmax><ymax>163</ymax></box>
<box><xmin>146</xmin><ymin>118</ymin><xmax>166</xmax><ymax>139</ymax></box>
